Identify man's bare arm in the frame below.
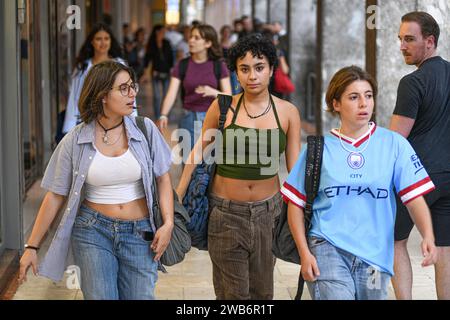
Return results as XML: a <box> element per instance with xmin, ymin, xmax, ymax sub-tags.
<box><xmin>389</xmin><ymin>115</ymin><xmax>416</xmax><ymax>138</ymax></box>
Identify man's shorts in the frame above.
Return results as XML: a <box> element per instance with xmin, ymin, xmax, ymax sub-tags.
<box><xmin>395</xmin><ymin>173</ymin><xmax>450</xmax><ymax>246</ymax></box>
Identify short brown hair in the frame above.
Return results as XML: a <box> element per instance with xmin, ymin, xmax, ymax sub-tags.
<box><xmin>325</xmin><ymin>66</ymin><xmax>378</xmax><ymax>116</ymax></box>
<box><xmin>402</xmin><ymin>11</ymin><xmax>440</xmax><ymax>48</ymax></box>
<box><xmin>78</xmin><ymin>61</ymin><xmax>135</xmax><ymax>124</ymax></box>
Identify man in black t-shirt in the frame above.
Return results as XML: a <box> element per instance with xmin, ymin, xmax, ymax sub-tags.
<box><xmin>390</xmin><ymin>11</ymin><xmax>450</xmax><ymax>300</ymax></box>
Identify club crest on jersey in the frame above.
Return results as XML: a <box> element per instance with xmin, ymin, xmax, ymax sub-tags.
<box><xmin>347</xmin><ymin>152</ymin><xmax>365</xmax><ymax>169</ymax></box>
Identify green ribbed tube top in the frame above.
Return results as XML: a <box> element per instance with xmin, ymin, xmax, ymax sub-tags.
<box><xmin>216</xmin><ymin>95</ymin><xmax>287</xmax><ymax>180</ymax></box>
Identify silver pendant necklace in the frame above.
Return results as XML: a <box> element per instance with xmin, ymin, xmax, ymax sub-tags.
<box><xmin>102</xmin><ymin>129</ymin><xmax>123</xmax><ymax>146</ymax></box>
<box><xmin>338</xmin><ymin>124</ymin><xmax>372</xmax><ymax>169</ymax></box>
<box><xmin>97</xmin><ymin>119</ymin><xmax>124</xmax><ymax>145</ymax></box>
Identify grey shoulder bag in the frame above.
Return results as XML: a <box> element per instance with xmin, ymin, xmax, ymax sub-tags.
<box><xmin>136</xmin><ymin>116</ymin><xmax>191</xmax><ymax>268</ymax></box>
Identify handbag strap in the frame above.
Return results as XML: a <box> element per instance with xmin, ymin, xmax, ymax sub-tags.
<box><xmin>135</xmin><ymin>116</ymin><xmax>160</xmax><ymax>211</ymax></box>
<box><xmin>304</xmin><ymin>135</ymin><xmax>324</xmax><ymax>231</ymax></box>
<box><xmin>206</xmin><ymin>95</ymin><xmax>232</xmax><ymax>194</ymax></box>
<box><xmin>295</xmin><ymin>135</ymin><xmax>324</xmax><ymax>300</ymax></box>
<box><xmin>217</xmin><ymin>94</ymin><xmax>232</xmax><ymax>131</ymax></box>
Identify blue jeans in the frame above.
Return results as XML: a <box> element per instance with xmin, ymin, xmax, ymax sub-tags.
<box><xmin>178</xmin><ymin>110</ymin><xmax>207</xmax><ymax>162</ymax></box>
<box><xmin>306</xmin><ymin>237</ymin><xmax>390</xmax><ymax>300</ymax></box>
<box><xmin>152</xmin><ymin>76</ymin><xmax>169</xmax><ymax>120</ymax></box>
<box><xmin>71</xmin><ymin>205</ymin><xmax>158</xmax><ymax>300</ymax></box>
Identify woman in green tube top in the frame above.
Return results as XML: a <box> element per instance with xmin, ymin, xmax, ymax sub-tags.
<box><xmin>176</xmin><ymin>33</ymin><xmax>301</xmax><ymax>300</ymax></box>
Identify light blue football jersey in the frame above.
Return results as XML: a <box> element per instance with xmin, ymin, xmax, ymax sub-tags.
<box><xmin>281</xmin><ymin>123</ymin><xmax>435</xmax><ymax>275</ymax></box>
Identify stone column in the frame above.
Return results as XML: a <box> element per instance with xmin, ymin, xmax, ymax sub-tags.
<box><xmin>180</xmin><ymin>0</ymin><xmax>188</xmax><ymax>25</ymax></box>
<box><xmin>254</xmin><ymin>0</ymin><xmax>267</xmax><ymax>22</ymax></box>
<box><xmin>141</xmin><ymin>0</ymin><xmax>153</xmax><ymax>31</ymax></box>
<box><xmin>319</xmin><ymin>0</ymin><xmax>366</xmax><ymax>133</ymax></box>
<box><xmin>375</xmin><ymin>1</ymin><xmax>417</xmax><ymax>127</ymax></box>
<box><xmin>1</xmin><ymin>0</ymin><xmax>23</xmax><ymax>249</ymax></box>
<box><xmin>289</xmin><ymin>0</ymin><xmax>317</xmax><ymax>122</ymax></box>
<box><xmin>417</xmin><ymin>0</ymin><xmax>450</xmax><ymax>59</ymax></box>
<box><xmin>39</xmin><ymin>0</ymin><xmax>53</xmax><ymax>164</ymax></box>
<box><xmin>269</xmin><ymin>0</ymin><xmax>287</xmax><ymax>25</ymax></box>
<box><xmin>240</xmin><ymin>0</ymin><xmax>252</xmax><ymax>17</ymax></box>
<box><xmin>110</xmin><ymin>0</ymin><xmax>123</xmax><ymax>40</ymax></box>
<box><xmin>205</xmin><ymin>0</ymin><xmax>238</xmax><ymax>31</ymax></box>
<box><xmin>74</xmin><ymin>0</ymin><xmax>86</xmax><ymax>53</ymax></box>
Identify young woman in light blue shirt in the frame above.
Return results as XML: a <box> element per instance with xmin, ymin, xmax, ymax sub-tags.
<box><xmin>282</xmin><ymin>66</ymin><xmax>438</xmax><ymax>300</ymax></box>
<box><xmin>19</xmin><ymin>61</ymin><xmax>173</xmax><ymax>300</ymax></box>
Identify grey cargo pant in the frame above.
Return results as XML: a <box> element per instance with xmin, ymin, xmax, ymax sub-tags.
<box><xmin>207</xmin><ymin>192</ymin><xmax>283</xmax><ymax>300</ymax></box>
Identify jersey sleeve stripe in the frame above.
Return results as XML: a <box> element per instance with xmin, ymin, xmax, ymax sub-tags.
<box><xmin>398</xmin><ymin>177</ymin><xmax>433</xmax><ymax>197</ymax></box>
<box><xmin>282</xmin><ymin>182</ymin><xmax>307</xmax><ymax>201</ymax></box>
<box><xmin>401</xmin><ymin>181</ymin><xmax>435</xmax><ymax>204</ymax></box>
<box><xmin>280</xmin><ymin>187</ymin><xmax>306</xmax><ymax>209</ymax></box>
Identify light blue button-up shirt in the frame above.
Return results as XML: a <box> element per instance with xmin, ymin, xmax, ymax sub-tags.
<box><xmin>38</xmin><ymin>115</ymin><xmax>172</xmax><ymax>282</ymax></box>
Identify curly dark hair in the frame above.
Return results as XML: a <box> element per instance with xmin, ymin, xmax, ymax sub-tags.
<box><xmin>75</xmin><ymin>23</ymin><xmax>123</xmax><ymax>72</ymax></box>
<box><xmin>78</xmin><ymin>61</ymin><xmax>136</xmax><ymax>124</ymax></box>
<box><xmin>226</xmin><ymin>33</ymin><xmax>278</xmax><ymax>72</ymax></box>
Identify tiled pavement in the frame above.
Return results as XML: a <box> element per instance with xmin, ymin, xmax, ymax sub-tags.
<box><xmin>13</xmin><ymin>226</ymin><xmax>437</xmax><ymax>300</ymax></box>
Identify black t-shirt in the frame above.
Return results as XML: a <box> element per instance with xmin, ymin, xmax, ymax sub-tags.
<box><xmin>394</xmin><ymin>56</ymin><xmax>450</xmax><ymax>176</ymax></box>
<box><xmin>144</xmin><ymin>39</ymin><xmax>173</xmax><ymax>74</ymax></box>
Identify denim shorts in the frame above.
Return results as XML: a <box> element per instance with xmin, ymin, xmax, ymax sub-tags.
<box><xmin>395</xmin><ymin>173</ymin><xmax>450</xmax><ymax>246</ymax></box>
<box><xmin>306</xmin><ymin>237</ymin><xmax>391</xmax><ymax>300</ymax></box>
<box><xmin>71</xmin><ymin>204</ymin><xmax>158</xmax><ymax>300</ymax></box>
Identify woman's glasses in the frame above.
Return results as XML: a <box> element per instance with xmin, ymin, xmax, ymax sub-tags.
<box><xmin>112</xmin><ymin>82</ymin><xmax>139</xmax><ymax>96</ymax></box>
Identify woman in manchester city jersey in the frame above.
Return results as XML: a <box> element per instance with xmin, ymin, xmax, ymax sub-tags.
<box><xmin>281</xmin><ymin>66</ymin><xmax>438</xmax><ymax>300</ymax></box>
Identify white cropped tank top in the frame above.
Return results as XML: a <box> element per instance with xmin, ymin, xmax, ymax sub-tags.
<box><xmin>85</xmin><ymin>148</ymin><xmax>145</xmax><ymax>204</ymax></box>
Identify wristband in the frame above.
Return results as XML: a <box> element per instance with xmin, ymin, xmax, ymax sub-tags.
<box><xmin>159</xmin><ymin>115</ymin><xmax>168</xmax><ymax>120</ymax></box>
<box><xmin>24</xmin><ymin>244</ymin><xmax>40</xmax><ymax>251</ymax></box>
